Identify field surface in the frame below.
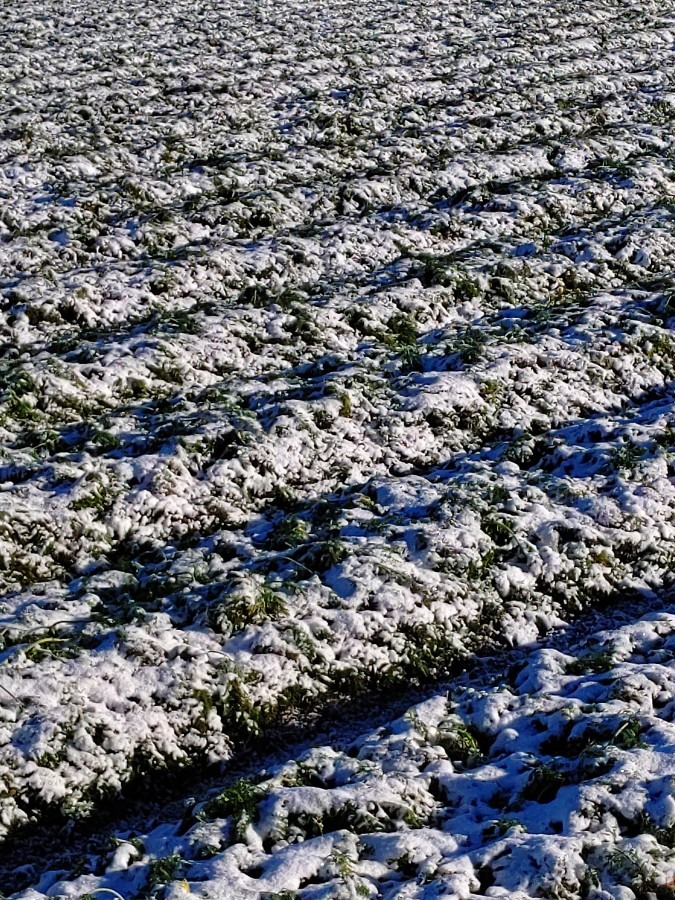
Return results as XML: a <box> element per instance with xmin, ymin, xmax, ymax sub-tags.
<box><xmin>2</xmin><ymin>0</ymin><xmax>675</xmax><ymax>895</ymax></box>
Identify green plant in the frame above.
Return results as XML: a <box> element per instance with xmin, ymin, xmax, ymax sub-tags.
<box><xmin>400</xmin><ymin>623</ymin><xmax>461</xmax><ymax>682</ymax></box>
<box><xmin>437</xmin><ymin>722</ymin><xmax>484</xmax><ymax>766</ymax></box>
<box><xmin>286</xmin><ymin>625</ymin><xmax>318</xmax><ymax>661</ymax></box>
<box><xmin>154</xmin><ymin>309</ymin><xmax>201</xmax><ymax>335</ymax></box>
<box><xmin>224</xmin><ymin>586</ymin><xmax>287</xmax><ymax>631</ymax></box>
<box><xmin>313</xmin><ymin>408</ymin><xmax>334</xmax><ymax>429</ymax></box>
<box><xmin>483</xmin><ymin>817</ymin><xmax>524</xmax><ymax>839</ymax></box>
<box><xmin>611</xmin><ymin>716</ymin><xmax>644</xmax><ymax>750</ymax></box>
<box><xmin>298</xmin><ymin>538</ymin><xmax>348</xmax><ymax>573</ymax></box>
<box><xmin>263</xmin><ymin>892</ymin><xmax>299</xmax><ymax>900</ymax></box>
<box><xmin>6</xmin><ymin>395</ymin><xmax>41</xmax><ymax>422</ymax></box>
<box><xmin>417</xmin><ymin>254</ymin><xmax>455</xmax><ymax>288</ymax></box>
<box><xmin>632</xmin><ymin>811</ymin><xmax>675</xmax><ymax>849</ymax></box>
<box><xmin>72</xmin><ymin>484</ymin><xmax>112</xmax><ymax>513</ymax></box>
<box><xmin>148</xmin><ymin>853</ymin><xmax>183</xmax><ymax>887</ymax></box>
<box><xmin>90</xmin><ymin>429</ymin><xmax>122</xmax><ymax>451</ymax></box>
<box><xmin>288</xmin><ymin>303</ymin><xmax>316</xmax><ymax>339</ymax></box>
<box><xmin>466</xmin><ymin>550</ymin><xmax>495</xmax><ymax>580</ymax></box>
<box><xmin>109</xmin><ymin>835</ymin><xmax>144</xmax><ymax>854</ymax></box>
<box><xmin>487</xmin><ymin>482</ymin><xmax>510</xmax><ymax>506</ymax></box>
<box><xmin>383</xmin><ymin>312</ymin><xmax>422</xmax><ymax>369</ymax></box>
<box><xmin>521</xmin><ymin>762</ymin><xmax>569</xmax><ymax>803</ymax></box>
<box><xmin>481</xmin><ymin>379</ymin><xmax>503</xmax><ymax>402</ymax></box>
<box><xmin>482</xmin><ymin>514</ymin><xmax>513</xmax><ymax>547</ymax></box>
<box><xmin>565</xmin><ymin>648</ymin><xmax>616</xmax><ymax>675</ymax></box>
<box><xmin>6</xmin><ymin>370</ymin><xmax>37</xmax><ymax>397</ymax></box>
<box><xmin>503</xmin><ymin>433</ymin><xmax>548</xmax><ymax>467</ymax></box>
<box><xmin>454</xmin><ymin>274</ymin><xmax>481</xmax><ymax>301</ymax></box>
<box><xmin>641</xmin><ymin>331</ymin><xmax>673</xmax><ymax>360</ymax></box>
<box><xmin>606</xmin><ymin>846</ymin><xmax>662</xmax><ymax>899</ymax></box>
<box><xmin>346</xmin><ymin>307</ymin><xmax>372</xmax><ymax>335</ymax></box>
<box><xmin>613</xmin><ymin>441</ymin><xmax>646</xmax><ymax>473</ymax></box>
<box><xmin>399</xmin><ymin>344</ymin><xmax>422</xmax><ymax>372</ymax></box>
<box><xmin>453</xmin><ymin>326</ymin><xmax>486</xmax><ymax>365</ymax></box>
<box><xmin>201</xmin><ymin>777</ymin><xmax>266</xmax><ymax>839</ymax></box>
<box><xmin>386</xmin><ymin>313</ymin><xmax>418</xmax><ymax>348</ymax></box>
<box><xmin>331</xmin><ymin>848</ymin><xmax>354</xmax><ymax>876</ymax></box>
<box><xmin>392</xmin><ymin>851</ymin><xmax>418</xmax><ymax>878</ymax></box>
<box><xmin>271</xmin><ymin>516</ymin><xmax>309</xmax><ymax>549</ymax></box>
<box><xmin>220</xmin><ymin>674</ymin><xmax>267</xmax><ymax>738</ymax></box>
<box><xmin>17</xmin><ymin>427</ymin><xmax>60</xmax><ymax>455</ymax></box>
<box><xmin>24</xmin><ymin>635</ymin><xmax>80</xmax><ymax>662</ymax></box>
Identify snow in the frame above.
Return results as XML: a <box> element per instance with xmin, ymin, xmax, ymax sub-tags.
<box><xmin>12</xmin><ymin>608</ymin><xmax>675</xmax><ymax>898</ymax></box>
<box><xmin>2</xmin><ymin>0</ymin><xmax>675</xmax><ymax>893</ymax></box>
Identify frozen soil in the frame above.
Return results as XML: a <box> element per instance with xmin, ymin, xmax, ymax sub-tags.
<box><xmin>2</xmin><ymin>0</ymin><xmax>675</xmax><ymax>893</ymax></box>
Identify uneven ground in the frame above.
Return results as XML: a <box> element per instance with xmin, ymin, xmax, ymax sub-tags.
<box><xmin>2</xmin><ymin>0</ymin><xmax>675</xmax><ymax>895</ymax></box>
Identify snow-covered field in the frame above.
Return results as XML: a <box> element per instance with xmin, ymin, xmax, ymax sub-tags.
<box><xmin>2</xmin><ymin>0</ymin><xmax>675</xmax><ymax>893</ymax></box>
<box><xmin>17</xmin><ymin>604</ymin><xmax>675</xmax><ymax>900</ymax></box>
